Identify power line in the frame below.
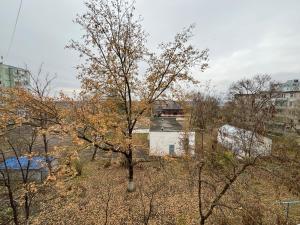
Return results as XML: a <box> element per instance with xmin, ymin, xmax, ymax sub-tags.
<box><xmin>6</xmin><ymin>0</ymin><xmax>23</xmax><ymax>61</ymax></box>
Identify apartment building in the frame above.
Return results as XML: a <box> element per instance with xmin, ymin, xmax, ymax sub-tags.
<box><xmin>273</xmin><ymin>79</ymin><xmax>300</xmax><ymax>131</ymax></box>
<box><xmin>0</xmin><ymin>63</ymin><xmax>30</xmax><ymax>88</ymax></box>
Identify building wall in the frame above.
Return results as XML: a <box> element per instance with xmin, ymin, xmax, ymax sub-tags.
<box><xmin>217</xmin><ymin>127</ymin><xmax>272</xmax><ymax>156</ymax></box>
<box><xmin>271</xmin><ymin>79</ymin><xmax>300</xmax><ymax>131</ymax></box>
<box><xmin>0</xmin><ymin>63</ymin><xmax>30</xmax><ymax>88</ymax></box>
<box><xmin>0</xmin><ymin>64</ymin><xmax>11</xmax><ymax>87</ymax></box>
<box><xmin>279</xmin><ymin>79</ymin><xmax>300</xmax><ymax>92</ymax></box>
<box><xmin>149</xmin><ymin>131</ymin><xmax>195</xmax><ymax>156</ymax></box>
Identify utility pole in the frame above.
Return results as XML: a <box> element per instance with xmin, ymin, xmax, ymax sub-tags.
<box><xmin>279</xmin><ymin>200</ymin><xmax>300</xmax><ymax>221</ymax></box>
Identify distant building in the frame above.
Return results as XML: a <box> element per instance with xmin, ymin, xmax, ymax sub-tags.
<box><xmin>279</xmin><ymin>79</ymin><xmax>300</xmax><ymax>92</ymax></box>
<box><xmin>217</xmin><ymin>124</ymin><xmax>272</xmax><ymax>157</ymax></box>
<box><xmin>149</xmin><ymin>117</ymin><xmax>195</xmax><ymax>156</ymax></box>
<box><xmin>133</xmin><ymin>100</ymin><xmax>194</xmax><ymax>156</ymax></box>
<box><xmin>152</xmin><ymin>100</ymin><xmax>184</xmax><ymax>117</ymax></box>
<box><xmin>273</xmin><ymin>79</ymin><xmax>300</xmax><ymax>131</ymax></box>
<box><xmin>233</xmin><ymin>79</ymin><xmax>300</xmax><ymax>132</ymax></box>
<box><xmin>0</xmin><ymin>63</ymin><xmax>30</xmax><ymax>88</ymax></box>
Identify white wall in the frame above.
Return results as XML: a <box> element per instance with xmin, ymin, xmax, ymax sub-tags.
<box><xmin>133</xmin><ymin>128</ymin><xmax>149</xmax><ymax>134</ymax></box>
<box><xmin>149</xmin><ymin>131</ymin><xmax>195</xmax><ymax>156</ymax></box>
<box><xmin>217</xmin><ymin>129</ymin><xmax>272</xmax><ymax>157</ymax></box>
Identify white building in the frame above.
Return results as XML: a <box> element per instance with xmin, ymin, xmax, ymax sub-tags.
<box><xmin>217</xmin><ymin>124</ymin><xmax>272</xmax><ymax>157</ymax></box>
<box><xmin>149</xmin><ymin>117</ymin><xmax>195</xmax><ymax>156</ymax></box>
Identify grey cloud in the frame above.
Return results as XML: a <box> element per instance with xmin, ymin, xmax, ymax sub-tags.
<box><xmin>1</xmin><ymin>0</ymin><xmax>299</xmax><ymax>95</ymax></box>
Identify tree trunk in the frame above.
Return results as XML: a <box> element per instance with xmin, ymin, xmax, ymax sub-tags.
<box><xmin>127</xmin><ymin>150</ymin><xmax>135</xmax><ymax>192</ymax></box>
<box><xmin>42</xmin><ymin>133</ymin><xmax>52</xmax><ymax>173</ymax></box>
<box><xmin>24</xmin><ymin>193</ymin><xmax>30</xmax><ymax>222</ymax></box>
<box><xmin>199</xmin><ymin>218</ymin><xmax>205</xmax><ymax>225</ymax></box>
<box><xmin>1</xmin><ymin>152</ymin><xmax>19</xmax><ymax>225</ymax></box>
<box><xmin>7</xmin><ymin>187</ymin><xmax>19</xmax><ymax>225</ymax></box>
<box><xmin>198</xmin><ymin>163</ymin><xmax>206</xmax><ymax>225</ymax></box>
<box><xmin>91</xmin><ymin>146</ymin><xmax>98</xmax><ymax>161</ymax></box>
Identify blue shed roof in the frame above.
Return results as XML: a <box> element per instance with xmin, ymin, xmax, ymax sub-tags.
<box><xmin>0</xmin><ymin>156</ymin><xmax>52</xmax><ymax>170</ymax></box>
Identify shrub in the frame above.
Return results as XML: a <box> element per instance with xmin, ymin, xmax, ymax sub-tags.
<box><xmin>72</xmin><ymin>159</ymin><xmax>83</xmax><ymax>176</ymax></box>
<box><xmin>103</xmin><ymin>160</ymin><xmax>111</xmax><ymax>168</ymax></box>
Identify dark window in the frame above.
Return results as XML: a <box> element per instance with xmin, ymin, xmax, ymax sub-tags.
<box><xmin>169</xmin><ymin>145</ymin><xmax>175</xmax><ymax>155</ymax></box>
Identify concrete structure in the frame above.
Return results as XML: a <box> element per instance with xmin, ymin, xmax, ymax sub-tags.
<box><xmin>0</xmin><ymin>63</ymin><xmax>30</xmax><ymax>88</ymax></box>
<box><xmin>273</xmin><ymin>79</ymin><xmax>300</xmax><ymax>131</ymax></box>
<box><xmin>217</xmin><ymin>124</ymin><xmax>272</xmax><ymax>157</ymax></box>
<box><xmin>149</xmin><ymin>117</ymin><xmax>195</xmax><ymax>156</ymax></box>
<box><xmin>279</xmin><ymin>79</ymin><xmax>300</xmax><ymax>92</ymax></box>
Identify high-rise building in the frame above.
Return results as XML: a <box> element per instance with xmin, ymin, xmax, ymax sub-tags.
<box><xmin>0</xmin><ymin>63</ymin><xmax>30</xmax><ymax>88</ymax></box>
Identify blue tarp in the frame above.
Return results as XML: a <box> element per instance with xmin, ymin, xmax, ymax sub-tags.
<box><xmin>0</xmin><ymin>156</ymin><xmax>52</xmax><ymax>171</ymax></box>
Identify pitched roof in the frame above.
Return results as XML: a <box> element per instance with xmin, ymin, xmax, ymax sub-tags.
<box><xmin>218</xmin><ymin>124</ymin><xmax>271</xmax><ymax>141</ymax></box>
<box><xmin>150</xmin><ymin>117</ymin><xmax>184</xmax><ymax>132</ymax></box>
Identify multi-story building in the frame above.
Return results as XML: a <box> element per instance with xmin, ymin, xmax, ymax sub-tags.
<box><xmin>273</xmin><ymin>79</ymin><xmax>300</xmax><ymax>131</ymax></box>
<box><xmin>152</xmin><ymin>100</ymin><xmax>184</xmax><ymax>117</ymax></box>
<box><xmin>0</xmin><ymin>63</ymin><xmax>30</xmax><ymax>88</ymax></box>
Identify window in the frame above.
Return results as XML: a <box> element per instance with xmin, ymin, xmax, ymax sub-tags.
<box><xmin>169</xmin><ymin>145</ymin><xmax>175</xmax><ymax>155</ymax></box>
<box><xmin>290</xmin><ymin>93</ymin><xmax>294</xmax><ymax>98</ymax></box>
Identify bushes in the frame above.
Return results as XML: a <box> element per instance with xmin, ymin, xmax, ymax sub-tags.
<box><xmin>103</xmin><ymin>160</ymin><xmax>111</xmax><ymax>168</ymax></box>
<box><xmin>72</xmin><ymin>158</ymin><xmax>83</xmax><ymax>176</ymax></box>
<box><xmin>0</xmin><ymin>206</ymin><xmax>13</xmax><ymax>225</ymax></box>
<box><xmin>242</xmin><ymin>209</ymin><xmax>263</xmax><ymax>225</ymax></box>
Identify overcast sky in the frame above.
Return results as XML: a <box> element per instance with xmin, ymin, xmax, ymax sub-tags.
<box><xmin>1</xmin><ymin>0</ymin><xmax>300</xmax><ymax>96</ymax></box>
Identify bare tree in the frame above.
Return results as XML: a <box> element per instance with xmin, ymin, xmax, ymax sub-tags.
<box><xmin>190</xmin><ymin>91</ymin><xmax>220</xmax><ymax>155</ymax></box>
<box><xmin>194</xmin><ymin>75</ymin><xmax>277</xmax><ymax>225</ymax></box>
<box><xmin>138</xmin><ymin>181</ymin><xmax>163</xmax><ymax>225</ymax></box>
<box><xmin>191</xmin><ymin>92</ymin><xmax>220</xmax><ymax>131</ymax></box>
<box><xmin>25</xmin><ymin>67</ymin><xmax>60</xmax><ymax>172</ymax></box>
<box><xmin>1</xmin><ymin>66</ymin><xmax>62</xmax><ymax>172</ymax></box>
<box><xmin>7</xmin><ymin>129</ymin><xmax>38</xmax><ymax>223</ymax></box>
<box><xmin>0</xmin><ymin>67</ymin><xmax>61</xmax><ymax>224</ymax></box>
<box><xmin>67</xmin><ymin>0</ymin><xmax>209</xmax><ymax>191</ymax></box>
<box><xmin>0</xmin><ymin>150</ymin><xmax>19</xmax><ymax>225</ymax></box>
